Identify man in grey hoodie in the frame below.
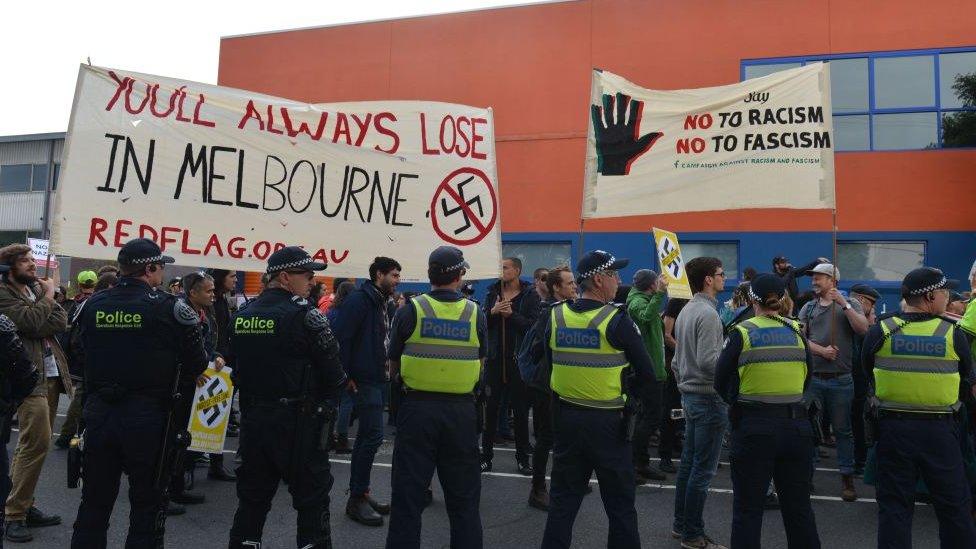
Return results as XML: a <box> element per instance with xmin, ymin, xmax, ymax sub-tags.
<box><xmin>671</xmin><ymin>257</ymin><xmax>728</xmax><ymax>549</ymax></box>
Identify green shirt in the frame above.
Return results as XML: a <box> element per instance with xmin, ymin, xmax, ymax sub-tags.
<box><xmin>626</xmin><ymin>287</ymin><xmax>666</xmax><ymax>381</ymax></box>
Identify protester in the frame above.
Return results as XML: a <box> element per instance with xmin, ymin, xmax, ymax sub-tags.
<box><xmin>533</xmin><ymin>267</ymin><xmax>550</xmax><ymax>301</ymax></box>
<box><xmin>526</xmin><ymin>265</ymin><xmax>578</xmax><ymax>511</ymax></box>
<box><xmin>0</xmin><ymin>244</ymin><xmax>70</xmax><ymax>543</ymax></box>
<box><xmin>798</xmin><ymin>263</ymin><xmax>868</xmax><ymax>501</ymax></box>
<box><xmin>659</xmin><ymin>297</ymin><xmax>689</xmax><ymax>474</ymax></box>
<box><xmin>947</xmin><ymin>291</ymin><xmax>968</xmax><ymax>318</ymax></box>
<box><xmin>95</xmin><ymin>264</ymin><xmax>120</xmax><ymax>278</ymax></box>
<box><xmin>849</xmin><ymin>283</ymin><xmax>880</xmax><ymax>476</ymax></box>
<box><xmin>481</xmin><ymin>257</ymin><xmax>540</xmax><ymax>475</ymax></box>
<box><xmin>772</xmin><ymin>256</ymin><xmax>828</xmax><ymax>310</ymax></box>
<box><xmin>327</xmin><ymin>280</ymin><xmax>357</xmax><ymax>453</ymax></box>
<box><xmin>460</xmin><ymin>282</ymin><xmax>479</xmax><ymax>307</ymax></box>
<box><xmin>64</xmin><ymin>271</ymin><xmax>96</xmax><ymax>321</ymax></box>
<box><xmin>168</xmin><ymin>277</ymin><xmax>183</xmax><ymax>295</ymax></box>
<box><xmin>53</xmin><ymin>270</ymin><xmax>99</xmax><ymax>450</ymax></box>
<box><xmin>333</xmin><ymin>257</ymin><xmax>401</xmax><ymax>527</ymax></box>
<box><xmin>741</xmin><ymin>267</ymin><xmax>757</xmax><ymax>282</ymax></box>
<box><xmin>208</xmin><ymin>269</ymin><xmax>240</xmax><ymax>438</ymax></box>
<box><xmin>720</xmin><ymin>282</ymin><xmax>751</xmax><ymax>327</ymax></box>
<box><xmin>627</xmin><ymin>269</ymin><xmax>670</xmax><ymax>483</ymax></box>
<box><xmin>672</xmin><ymin>256</ymin><xmax>728</xmax><ymax>549</ymax></box>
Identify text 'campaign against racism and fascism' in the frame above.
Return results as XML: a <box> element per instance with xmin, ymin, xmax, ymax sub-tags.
<box><xmin>52</xmin><ymin>65</ymin><xmax>502</xmax><ymax>280</ymax></box>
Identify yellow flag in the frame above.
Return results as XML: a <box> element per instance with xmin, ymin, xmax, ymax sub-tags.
<box><xmin>652</xmin><ymin>228</ymin><xmax>692</xmax><ymax>299</ymax></box>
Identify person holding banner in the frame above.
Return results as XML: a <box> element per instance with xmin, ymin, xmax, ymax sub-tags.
<box><xmin>70</xmin><ymin>238</ymin><xmax>208</xmax><ymax>548</ymax></box>
<box><xmin>714</xmin><ymin>274</ymin><xmax>821</xmax><ymax>549</ymax></box>
<box><xmin>385</xmin><ymin>246</ymin><xmax>486</xmax><ymax>549</ymax></box>
<box><xmin>0</xmin><ymin>245</ymin><xmax>72</xmax><ymax>544</ymax></box>
<box><xmin>540</xmin><ymin>250</ymin><xmax>655</xmax><ymax>549</ymax></box>
<box><xmin>227</xmin><ymin>246</ymin><xmax>346</xmax><ymax>549</ymax></box>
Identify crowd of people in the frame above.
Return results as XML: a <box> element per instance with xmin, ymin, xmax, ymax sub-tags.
<box><xmin>0</xmin><ymin>239</ymin><xmax>973</xmax><ymax>548</ymax></box>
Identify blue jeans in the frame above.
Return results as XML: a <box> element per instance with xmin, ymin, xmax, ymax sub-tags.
<box><xmin>350</xmin><ymin>382</ymin><xmax>386</xmax><ymax>496</ymax></box>
<box><xmin>673</xmin><ymin>393</ymin><xmax>729</xmax><ymax>541</ymax></box>
<box><xmin>804</xmin><ymin>374</ymin><xmax>854</xmax><ymax>475</ymax></box>
<box><xmin>336</xmin><ymin>390</ymin><xmax>354</xmax><ymax>437</ymax></box>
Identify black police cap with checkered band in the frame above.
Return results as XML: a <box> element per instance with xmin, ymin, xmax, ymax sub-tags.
<box><xmin>576</xmin><ymin>250</ymin><xmax>629</xmax><ymax>281</ymax></box>
<box><xmin>266</xmin><ymin>246</ymin><xmax>327</xmax><ymax>274</ymax></box>
<box><xmin>117</xmin><ymin>238</ymin><xmax>175</xmax><ymax>266</ymax></box>
<box><xmin>901</xmin><ymin>267</ymin><xmax>959</xmax><ymax>297</ymax></box>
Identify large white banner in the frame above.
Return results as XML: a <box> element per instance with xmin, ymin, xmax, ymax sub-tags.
<box><xmin>52</xmin><ymin>65</ymin><xmax>501</xmax><ymax>281</ymax></box>
<box><xmin>583</xmin><ymin>64</ymin><xmax>835</xmax><ymax>218</ymax></box>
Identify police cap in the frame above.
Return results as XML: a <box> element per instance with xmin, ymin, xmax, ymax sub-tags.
<box><xmin>901</xmin><ymin>267</ymin><xmax>959</xmax><ymax>297</ymax></box>
<box><xmin>576</xmin><ymin>250</ymin><xmax>629</xmax><ymax>281</ymax></box>
<box><xmin>429</xmin><ymin>246</ymin><xmax>469</xmax><ymax>274</ymax></box>
<box><xmin>266</xmin><ymin>246</ymin><xmax>327</xmax><ymax>274</ymax></box>
<box><xmin>117</xmin><ymin>238</ymin><xmax>175</xmax><ymax>266</ymax></box>
<box><xmin>748</xmin><ymin>273</ymin><xmax>786</xmax><ymax>302</ymax></box>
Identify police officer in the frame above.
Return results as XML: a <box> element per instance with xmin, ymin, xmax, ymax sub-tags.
<box><xmin>540</xmin><ymin>250</ymin><xmax>655</xmax><ymax>549</ymax></box>
<box><xmin>227</xmin><ymin>246</ymin><xmax>346</xmax><ymax>549</ymax></box>
<box><xmin>0</xmin><ymin>263</ymin><xmax>40</xmax><ymax>547</ymax></box>
<box><xmin>714</xmin><ymin>274</ymin><xmax>820</xmax><ymax>549</ymax></box>
<box><xmin>385</xmin><ymin>246</ymin><xmax>487</xmax><ymax>549</ymax></box>
<box><xmin>862</xmin><ymin>267</ymin><xmax>976</xmax><ymax>549</ymax></box>
<box><xmin>71</xmin><ymin>238</ymin><xmax>208</xmax><ymax>548</ymax></box>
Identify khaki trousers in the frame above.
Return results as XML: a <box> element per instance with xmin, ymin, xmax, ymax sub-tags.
<box><xmin>5</xmin><ymin>378</ymin><xmax>63</xmax><ymax>520</ymax></box>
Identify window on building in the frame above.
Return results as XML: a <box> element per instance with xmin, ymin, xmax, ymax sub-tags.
<box><xmin>31</xmin><ymin>164</ymin><xmax>49</xmax><ymax>191</ymax></box>
<box><xmin>502</xmin><ymin>242</ymin><xmax>572</xmax><ymax>279</ymax></box>
<box><xmin>743</xmin><ymin>47</ymin><xmax>976</xmax><ymax>150</ymax></box>
<box><xmin>680</xmin><ymin>242</ymin><xmax>739</xmax><ymax>280</ymax></box>
<box><xmin>837</xmin><ymin>241</ymin><xmax>925</xmax><ymax>282</ymax></box>
<box><xmin>0</xmin><ymin>164</ymin><xmax>32</xmax><ymax>193</ymax></box>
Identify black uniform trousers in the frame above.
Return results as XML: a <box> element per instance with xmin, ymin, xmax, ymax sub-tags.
<box><xmin>229</xmin><ymin>404</ymin><xmax>333</xmax><ymax>549</ymax></box>
<box><xmin>877</xmin><ymin>416</ymin><xmax>976</xmax><ymax>549</ymax></box>
<box><xmin>386</xmin><ymin>394</ymin><xmax>482</xmax><ymax>549</ymax></box>
<box><xmin>729</xmin><ymin>413</ymin><xmax>820</xmax><ymax>549</ymax></box>
<box><xmin>531</xmin><ymin>388</ymin><xmax>554</xmax><ymax>486</ymax></box>
<box><xmin>71</xmin><ymin>395</ymin><xmax>167</xmax><ymax>549</ymax></box>
<box><xmin>633</xmin><ymin>380</ymin><xmax>664</xmax><ymax>468</ymax></box>
<box><xmin>659</xmin><ymin>371</ymin><xmax>683</xmax><ymax>461</ymax></box>
<box><xmin>482</xmin><ymin>355</ymin><xmax>531</xmax><ymax>461</ymax></box>
<box><xmin>1</xmin><ymin>431</ymin><xmax>11</xmax><ymax>546</ymax></box>
<box><xmin>542</xmin><ymin>404</ymin><xmax>640</xmax><ymax>549</ymax></box>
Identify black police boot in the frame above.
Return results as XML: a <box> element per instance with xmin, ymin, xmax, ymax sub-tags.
<box><xmin>346</xmin><ymin>494</ymin><xmax>383</xmax><ymax>527</ymax></box>
<box><xmin>364</xmin><ymin>492</ymin><xmax>390</xmax><ymax>515</ymax></box>
<box><xmin>25</xmin><ymin>506</ymin><xmax>61</xmax><ymax>527</ymax></box>
<box><xmin>528</xmin><ymin>481</ymin><xmax>550</xmax><ymax>511</ymax></box>
<box><xmin>516</xmin><ymin>453</ymin><xmax>534</xmax><ymax>476</ymax></box>
<box><xmin>208</xmin><ymin>454</ymin><xmax>237</xmax><ymax>481</ymax></box>
<box><xmin>636</xmin><ymin>464</ymin><xmax>666</xmax><ymax>483</ymax></box>
<box><xmin>165</xmin><ymin>501</ymin><xmax>186</xmax><ymax>516</ymax></box>
<box><xmin>4</xmin><ymin>520</ymin><xmax>32</xmax><ymax>543</ymax></box>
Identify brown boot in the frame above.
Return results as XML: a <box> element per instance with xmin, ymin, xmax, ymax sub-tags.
<box><xmin>528</xmin><ymin>482</ymin><xmax>550</xmax><ymax>511</ymax></box>
<box><xmin>841</xmin><ymin>474</ymin><xmax>857</xmax><ymax>502</ymax></box>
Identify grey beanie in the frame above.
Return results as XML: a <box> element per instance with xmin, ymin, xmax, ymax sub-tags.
<box><xmin>633</xmin><ymin>269</ymin><xmax>658</xmax><ymax>291</ymax></box>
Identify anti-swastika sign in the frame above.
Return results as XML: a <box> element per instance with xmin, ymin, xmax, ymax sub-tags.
<box><xmin>430</xmin><ymin>167</ymin><xmax>498</xmax><ymax>246</ymax></box>
<box><xmin>652</xmin><ymin>227</ymin><xmax>692</xmax><ymax>299</ymax></box>
<box><xmin>187</xmin><ymin>365</ymin><xmax>234</xmax><ymax>454</ymax></box>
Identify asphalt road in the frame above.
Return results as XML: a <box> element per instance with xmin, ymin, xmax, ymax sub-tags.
<box><xmin>13</xmin><ymin>402</ymin><xmax>946</xmax><ymax>548</ymax></box>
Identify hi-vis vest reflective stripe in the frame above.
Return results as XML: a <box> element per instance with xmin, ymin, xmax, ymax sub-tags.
<box><xmin>875</xmin><ymin>317</ymin><xmax>959</xmax><ymax>413</ymax></box>
<box><xmin>734</xmin><ymin>316</ymin><xmax>807</xmax><ymax>404</ymax></box>
<box><xmin>401</xmin><ymin>294</ymin><xmax>480</xmax><ymax>394</ymax></box>
<box><xmin>549</xmin><ymin>302</ymin><xmax>628</xmax><ymax>409</ymax></box>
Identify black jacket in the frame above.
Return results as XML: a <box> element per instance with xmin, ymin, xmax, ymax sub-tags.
<box><xmin>484</xmin><ymin>279</ymin><xmax>541</xmax><ymax>361</ymax></box>
<box><xmin>332</xmin><ymin>281</ymin><xmax>396</xmax><ymax>385</ymax></box>
<box><xmin>776</xmin><ymin>259</ymin><xmax>821</xmax><ymax>306</ymax></box>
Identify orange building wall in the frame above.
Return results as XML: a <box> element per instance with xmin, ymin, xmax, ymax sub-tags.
<box><xmin>217</xmin><ymin>0</ymin><xmax>976</xmax><ymax>234</ymax></box>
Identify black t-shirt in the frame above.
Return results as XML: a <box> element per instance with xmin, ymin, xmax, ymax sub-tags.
<box><xmin>663</xmin><ymin>298</ymin><xmax>689</xmax><ymax>361</ymax></box>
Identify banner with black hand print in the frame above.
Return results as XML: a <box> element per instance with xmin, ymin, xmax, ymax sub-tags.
<box><xmin>583</xmin><ymin>64</ymin><xmax>835</xmax><ymax>218</ymax></box>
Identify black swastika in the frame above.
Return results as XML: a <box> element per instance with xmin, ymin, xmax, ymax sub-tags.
<box><xmin>439</xmin><ymin>176</ymin><xmax>485</xmax><ymax>235</ymax></box>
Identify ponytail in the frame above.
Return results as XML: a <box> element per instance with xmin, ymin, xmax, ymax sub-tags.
<box><xmin>760</xmin><ymin>293</ymin><xmax>787</xmax><ymax>315</ymax></box>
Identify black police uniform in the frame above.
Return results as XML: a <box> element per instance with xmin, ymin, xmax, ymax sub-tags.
<box><xmin>0</xmin><ymin>311</ymin><xmax>40</xmax><ymax>539</ymax></box>
<box><xmin>714</xmin><ymin>314</ymin><xmax>820</xmax><ymax>548</ymax></box>
<box><xmin>228</xmin><ymin>247</ymin><xmax>346</xmax><ymax>549</ymax></box>
<box><xmin>861</xmin><ymin>268</ymin><xmax>976</xmax><ymax>549</ymax></box>
<box><xmin>71</xmin><ymin>239</ymin><xmax>208</xmax><ymax>549</ymax></box>
<box><xmin>385</xmin><ymin>246</ymin><xmax>487</xmax><ymax>549</ymax></box>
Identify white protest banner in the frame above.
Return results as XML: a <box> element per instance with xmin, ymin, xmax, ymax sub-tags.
<box><xmin>652</xmin><ymin>228</ymin><xmax>692</xmax><ymax>299</ymax></box>
<box><xmin>27</xmin><ymin>238</ymin><xmax>59</xmax><ymax>270</ymax></box>
<box><xmin>187</xmin><ymin>365</ymin><xmax>234</xmax><ymax>454</ymax></box>
<box><xmin>583</xmin><ymin>64</ymin><xmax>835</xmax><ymax>218</ymax></box>
<box><xmin>52</xmin><ymin>65</ymin><xmax>501</xmax><ymax>281</ymax></box>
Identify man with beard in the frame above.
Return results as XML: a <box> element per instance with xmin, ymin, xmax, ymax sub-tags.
<box><xmin>0</xmin><ymin>244</ymin><xmax>71</xmax><ymax>543</ymax></box>
<box><xmin>333</xmin><ymin>257</ymin><xmax>401</xmax><ymax>527</ymax></box>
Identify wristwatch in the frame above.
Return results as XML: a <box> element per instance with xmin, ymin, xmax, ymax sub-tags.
<box><xmin>842</xmin><ymin>303</ymin><xmax>852</xmax><ymax>311</ymax></box>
